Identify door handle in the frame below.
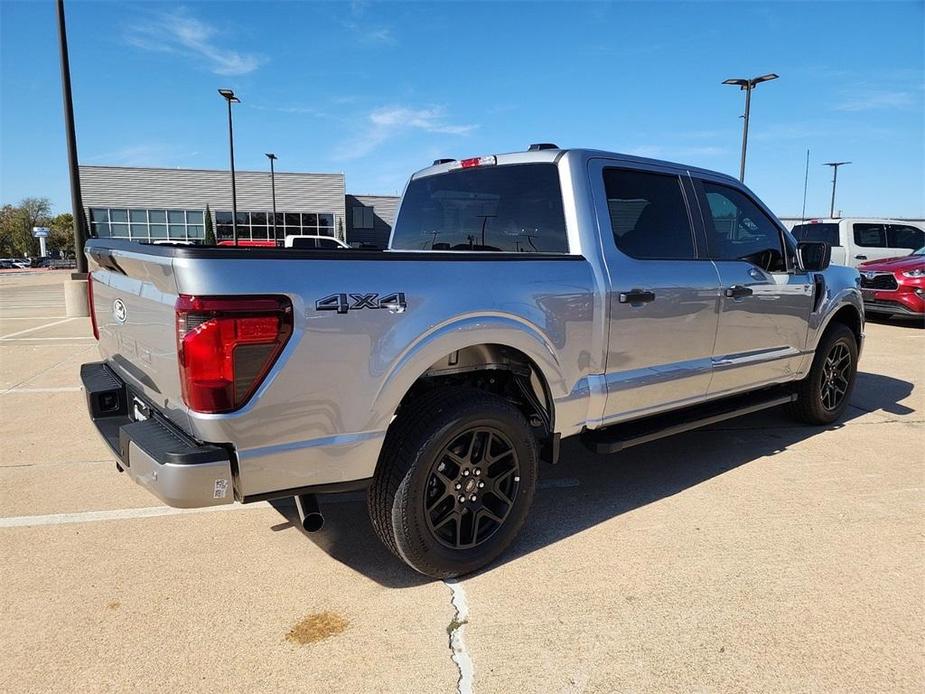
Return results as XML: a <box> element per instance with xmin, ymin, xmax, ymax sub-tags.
<box><xmin>855</xmin><ymin>255</ymin><xmax>867</xmax><ymax>260</ymax></box>
<box><xmin>618</xmin><ymin>289</ymin><xmax>656</xmax><ymax>305</ymax></box>
<box><xmin>724</xmin><ymin>285</ymin><xmax>753</xmax><ymax>299</ymax></box>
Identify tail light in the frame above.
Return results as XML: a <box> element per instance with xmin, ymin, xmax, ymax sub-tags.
<box><xmin>87</xmin><ymin>273</ymin><xmax>99</xmax><ymax>340</ymax></box>
<box><xmin>175</xmin><ymin>295</ymin><xmax>293</xmax><ymax>414</ymax></box>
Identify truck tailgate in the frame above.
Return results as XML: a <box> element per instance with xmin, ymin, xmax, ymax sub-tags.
<box><xmin>89</xmin><ymin>247</ymin><xmax>189</xmax><ymax>431</ymax></box>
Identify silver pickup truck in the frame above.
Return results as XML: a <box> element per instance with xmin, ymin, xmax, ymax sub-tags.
<box><xmin>81</xmin><ymin>145</ymin><xmax>863</xmax><ymax>577</ymax></box>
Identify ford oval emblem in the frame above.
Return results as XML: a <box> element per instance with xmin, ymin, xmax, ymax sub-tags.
<box><xmin>112</xmin><ymin>298</ymin><xmax>127</xmax><ymax>324</ymax></box>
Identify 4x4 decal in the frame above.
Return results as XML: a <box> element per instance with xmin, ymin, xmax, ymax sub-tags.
<box><xmin>315</xmin><ymin>292</ymin><xmax>407</xmax><ymax>314</ymax></box>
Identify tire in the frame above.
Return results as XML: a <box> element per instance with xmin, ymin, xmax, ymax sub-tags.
<box><xmin>368</xmin><ymin>388</ymin><xmax>538</xmax><ymax>578</ymax></box>
<box><xmin>790</xmin><ymin>323</ymin><xmax>858</xmax><ymax>425</ymax></box>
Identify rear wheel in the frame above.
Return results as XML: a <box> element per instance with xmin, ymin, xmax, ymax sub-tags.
<box><xmin>790</xmin><ymin>323</ymin><xmax>858</xmax><ymax>425</ymax></box>
<box><xmin>368</xmin><ymin>388</ymin><xmax>538</xmax><ymax>578</ymax></box>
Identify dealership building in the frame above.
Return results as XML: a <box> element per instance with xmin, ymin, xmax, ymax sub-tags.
<box><xmin>78</xmin><ymin>165</ymin><xmax>399</xmax><ymax>248</ymax></box>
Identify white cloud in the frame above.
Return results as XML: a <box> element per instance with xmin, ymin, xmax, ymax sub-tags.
<box><xmin>834</xmin><ymin>89</ymin><xmax>917</xmax><ymax>112</ymax></box>
<box><xmin>335</xmin><ymin>106</ymin><xmax>477</xmax><ymax>160</ymax></box>
<box><xmin>125</xmin><ymin>8</ymin><xmax>264</xmax><ymax>76</ymax></box>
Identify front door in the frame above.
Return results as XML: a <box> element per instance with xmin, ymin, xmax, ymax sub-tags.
<box><xmin>693</xmin><ymin>177</ymin><xmax>815</xmax><ymax>396</ymax></box>
<box><xmin>590</xmin><ymin>161</ymin><xmax>720</xmax><ymax>426</ymax></box>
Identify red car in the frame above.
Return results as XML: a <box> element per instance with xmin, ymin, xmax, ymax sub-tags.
<box><xmin>857</xmin><ymin>247</ymin><xmax>925</xmax><ymax>319</ymax></box>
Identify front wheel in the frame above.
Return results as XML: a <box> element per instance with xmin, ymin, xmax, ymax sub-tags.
<box><xmin>368</xmin><ymin>388</ymin><xmax>538</xmax><ymax>578</ymax></box>
<box><xmin>790</xmin><ymin>323</ymin><xmax>859</xmax><ymax>425</ymax></box>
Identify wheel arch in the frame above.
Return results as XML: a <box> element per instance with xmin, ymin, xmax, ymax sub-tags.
<box><xmin>373</xmin><ymin>315</ymin><xmax>566</xmax><ymax>461</ymax></box>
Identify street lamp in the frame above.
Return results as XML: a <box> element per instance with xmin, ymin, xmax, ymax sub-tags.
<box><xmin>265</xmin><ymin>153</ymin><xmax>278</xmax><ymax>244</ymax></box>
<box><xmin>722</xmin><ymin>73</ymin><xmax>779</xmax><ymax>182</ymax></box>
<box><xmin>56</xmin><ymin>0</ymin><xmax>87</xmax><ymax>275</ymax></box>
<box><xmin>218</xmin><ymin>88</ymin><xmax>241</xmax><ymax>246</ymax></box>
<box><xmin>823</xmin><ymin>161</ymin><xmax>851</xmax><ymax>218</ymax></box>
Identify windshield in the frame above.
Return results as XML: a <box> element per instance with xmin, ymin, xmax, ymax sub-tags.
<box><xmin>791</xmin><ymin>223</ymin><xmax>839</xmax><ymax>245</ymax></box>
<box><xmin>913</xmin><ymin>247</ymin><xmax>925</xmax><ymax>256</ymax></box>
<box><xmin>391</xmin><ymin>163</ymin><xmax>569</xmax><ymax>253</ymax></box>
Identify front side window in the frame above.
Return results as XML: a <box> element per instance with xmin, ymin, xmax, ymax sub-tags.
<box><xmin>700</xmin><ymin>181</ymin><xmax>785</xmax><ymax>271</ymax></box>
<box><xmin>392</xmin><ymin>163</ymin><xmax>569</xmax><ymax>252</ymax></box>
<box><xmin>887</xmin><ymin>224</ymin><xmax>924</xmax><ymax>250</ymax></box>
<box><xmin>603</xmin><ymin>168</ymin><xmax>695</xmax><ymax>259</ymax></box>
<box><xmin>853</xmin><ymin>223</ymin><xmax>886</xmax><ymax>248</ymax></box>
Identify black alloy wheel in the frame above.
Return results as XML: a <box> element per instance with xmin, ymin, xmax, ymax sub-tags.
<box><xmin>424</xmin><ymin>427</ymin><xmax>521</xmax><ymax>550</ymax></box>
<box><xmin>820</xmin><ymin>342</ymin><xmax>851</xmax><ymax>411</ymax></box>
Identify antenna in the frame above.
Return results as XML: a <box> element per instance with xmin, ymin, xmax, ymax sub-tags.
<box><xmin>801</xmin><ymin>149</ymin><xmax>810</xmax><ymax>223</ymax></box>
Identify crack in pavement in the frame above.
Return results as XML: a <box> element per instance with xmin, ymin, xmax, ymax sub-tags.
<box><xmin>444</xmin><ymin>579</ymin><xmax>474</xmax><ymax>694</ymax></box>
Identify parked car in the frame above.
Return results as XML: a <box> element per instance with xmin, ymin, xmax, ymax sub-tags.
<box><xmin>791</xmin><ymin>218</ymin><xmax>925</xmax><ymax>267</ymax></box>
<box><xmin>284</xmin><ymin>234</ymin><xmax>349</xmax><ymax>249</ymax></box>
<box><xmin>81</xmin><ymin>145</ymin><xmax>863</xmax><ymax>577</ymax></box>
<box><xmin>857</xmin><ymin>247</ymin><xmax>925</xmax><ymax>319</ymax></box>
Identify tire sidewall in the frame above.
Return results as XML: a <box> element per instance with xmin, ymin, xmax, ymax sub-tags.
<box><xmin>392</xmin><ymin>400</ymin><xmax>538</xmax><ymax>576</ymax></box>
<box><xmin>808</xmin><ymin>327</ymin><xmax>858</xmax><ymax>423</ymax></box>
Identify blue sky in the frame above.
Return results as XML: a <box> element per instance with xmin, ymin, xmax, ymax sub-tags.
<box><xmin>1</xmin><ymin>0</ymin><xmax>923</xmax><ymax>217</ymax></box>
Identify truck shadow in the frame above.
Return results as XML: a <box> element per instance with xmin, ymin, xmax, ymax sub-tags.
<box><xmin>269</xmin><ymin>371</ymin><xmax>913</xmax><ymax>588</ymax></box>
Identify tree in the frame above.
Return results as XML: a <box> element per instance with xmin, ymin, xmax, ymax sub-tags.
<box><xmin>18</xmin><ymin>197</ymin><xmax>52</xmax><ymax>256</ymax></box>
<box><xmin>49</xmin><ymin>213</ymin><xmax>75</xmax><ymax>257</ymax></box>
<box><xmin>203</xmin><ymin>204</ymin><xmax>216</xmax><ymax>245</ymax></box>
<box><xmin>0</xmin><ymin>198</ymin><xmax>51</xmax><ymax>257</ymax></box>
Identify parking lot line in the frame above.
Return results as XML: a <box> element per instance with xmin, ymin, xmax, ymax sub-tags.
<box><xmin>0</xmin><ymin>317</ymin><xmax>78</xmax><ymax>339</ymax></box>
<box><xmin>1</xmin><ymin>386</ymin><xmax>83</xmax><ymax>394</ymax></box>
<box><xmin>0</xmin><ymin>502</ymin><xmax>269</xmax><ymax>528</ymax></box>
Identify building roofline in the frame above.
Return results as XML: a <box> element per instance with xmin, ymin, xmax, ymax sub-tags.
<box><xmin>78</xmin><ymin>164</ymin><xmax>344</xmax><ymax>177</ymax></box>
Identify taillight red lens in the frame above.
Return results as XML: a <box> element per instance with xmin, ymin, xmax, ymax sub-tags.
<box><xmin>175</xmin><ymin>295</ymin><xmax>293</xmax><ymax>413</ymax></box>
<box><xmin>87</xmin><ymin>273</ymin><xmax>99</xmax><ymax>340</ymax></box>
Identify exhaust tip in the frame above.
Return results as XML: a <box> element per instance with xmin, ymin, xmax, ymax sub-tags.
<box><xmin>295</xmin><ymin>493</ymin><xmax>324</xmax><ymax>533</ymax></box>
<box><xmin>301</xmin><ymin>512</ymin><xmax>324</xmax><ymax>533</ymax></box>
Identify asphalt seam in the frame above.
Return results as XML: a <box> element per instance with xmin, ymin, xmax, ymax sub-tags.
<box><xmin>444</xmin><ymin>579</ymin><xmax>474</xmax><ymax>694</ymax></box>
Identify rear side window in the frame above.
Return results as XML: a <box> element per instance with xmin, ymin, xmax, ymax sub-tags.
<box><xmin>603</xmin><ymin>169</ymin><xmax>695</xmax><ymax>259</ymax></box>
<box><xmin>887</xmin><ymin>224</ymin><xmax>924</xmax><ymax>250</ymax></box>
<box><xmin>700</xmin><ymin>181</ymin><xmax>786</xmax><ymax>271</ymax></box>
<box><xmin>853</xmin><ymin>223</ymin><xmax>886</xmax><ymax>247</ymax></box>
<box><xmin>791</xmin><ymin>223</ymin><xmax>840</xmax><ymax>246</ymax></box>
<box><xmin>391</xmin><ymin>164</ymin><xmax>569</xmax><ymax>253</ymax></box>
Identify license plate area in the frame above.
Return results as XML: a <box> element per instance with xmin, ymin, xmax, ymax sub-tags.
<box><xmin>861</xmin><ymin>289</ymin><xmax>877</xmax><ymax>302</ymax></box>
<box><xmin>129</xmin><ymin>390</ymin><xmax>152</xmax><ymax>422</ymax></box>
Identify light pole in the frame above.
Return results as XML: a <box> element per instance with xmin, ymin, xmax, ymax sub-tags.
<box><xmin>824</xmin><ymin>161</ymin><xmax>851</xmax><ymax>218</ymax></box>
<box><xmin>56</xmin><ymin>0</ymin><xmax>87</xmax><ymax>274</ymax></box>
<box><xmin>722</xmin><ymin>73</ymin><xmax>779</xmax><ymax>182</ymax></box>
<box><xmin>265</xmin><ymin>153</ymin><xmax>278</xmax><ymax>244</ymax></box>
<box><xmin>218</xmin><ymin>89</ymin><xmax>241</xmax><ymax>245</ymax></box>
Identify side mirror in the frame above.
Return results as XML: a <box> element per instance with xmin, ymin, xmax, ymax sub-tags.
<box><xmin>798</xmin><ymin>241</ymin><xmax>831</xmax><ymax>272</ymax></box>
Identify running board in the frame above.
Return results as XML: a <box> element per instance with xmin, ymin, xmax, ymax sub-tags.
<box><xmin>581</xmin><ymin>387</ymin><xmax>797</xmax><ymax>455</ymax></box>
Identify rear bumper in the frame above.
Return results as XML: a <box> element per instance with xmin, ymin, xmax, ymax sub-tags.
<box><xmin>80</xmin><ymin>362</ymin><xmax>234</xmax><ymax>508</ymax></box>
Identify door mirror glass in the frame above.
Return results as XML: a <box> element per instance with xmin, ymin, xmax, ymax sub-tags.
<box><xmin>798</xmin><ymin>241</ymin><xmax>831</xmax><ymax>271</ymax></box>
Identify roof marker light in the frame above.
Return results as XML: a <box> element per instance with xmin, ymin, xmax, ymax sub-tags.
<box><xmin>451</xmin><ymin>155</ymin><xmax>497</xmax><ymax>170</ymax></box>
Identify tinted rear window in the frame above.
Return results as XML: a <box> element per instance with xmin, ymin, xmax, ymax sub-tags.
<box><xmin>391</xmin><ymin>164</ymin><xmax>569</xmax><ymax>253</ymax></box>
<box><xmin>791</xmin><ymin>223</ymin><xmax>839</xmax><ymax>245</ymax></box>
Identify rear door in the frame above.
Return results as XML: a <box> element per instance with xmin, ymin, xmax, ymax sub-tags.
<box><xmin>692</xmin><ymin>177</ymin><xmax>814</xmax><ymax>396</ymax></box>
<box><xmin>590</xmin><ymin>160</ymin><xmax>721</xmax><ymax>424</ymax></box>
<box><xmin>850</xmin><ymin>222</ymin><xmax>923</xmax><ymax>265</ymax></box>
<box><xmin>88</xmin><ymin>246</ymin><xmax>188</xmax><ymax>429</ymax></box>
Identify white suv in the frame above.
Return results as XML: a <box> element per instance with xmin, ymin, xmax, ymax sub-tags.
<box><xmin>791</xmin><ymin>218</ymin><xmax>924</xmax><ymax>267</ymax></box>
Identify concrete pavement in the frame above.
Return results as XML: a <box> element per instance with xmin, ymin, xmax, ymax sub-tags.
<box><xmin>1</xmin><ymin>271</ymin><xmax>922</xmax><ymax>693</ymax></box>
